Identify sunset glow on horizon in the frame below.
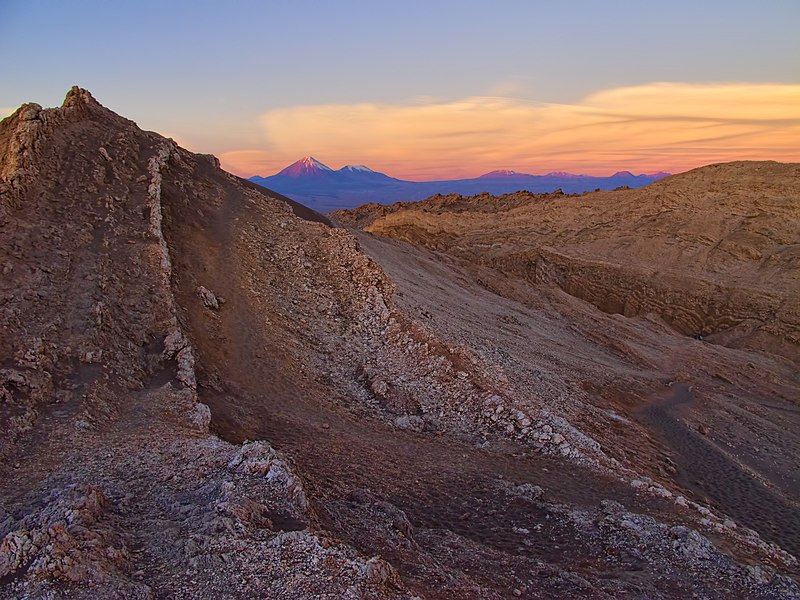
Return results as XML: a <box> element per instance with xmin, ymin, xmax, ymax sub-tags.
<box><xmin>2</xmin><ymin>1</ymin><xmax>799</xmax><ymax>181</ymax></box>
<box><xmin>219</xmin><ymin>82</ymin><xmax>800</xmax><ymax>180</ymax></box>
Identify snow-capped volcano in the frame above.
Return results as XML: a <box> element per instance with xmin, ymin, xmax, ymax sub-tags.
<box><xmin>338</xmin><ymin>165</ymin><xmax>376</xmax><ymax>174</ymax></box>
<box><xmin>545</xmin><ymin>171</ymin><xmax>584</xmax><ymax>178</ymax></box>
<box><xmin>478</xmin><ymin>169</ymin><xmax>524</xmax><ymax>178</ymax></box>
<box><xmin>276</xmin><ymin>156</ymin><xmax>334</xmax><ymax>177</ymax></box>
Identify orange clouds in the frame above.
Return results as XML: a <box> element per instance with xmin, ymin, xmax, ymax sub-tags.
<box><xmin>220</xmin><ymin>82</ymin><xmax>800</xmax><ymax>179</ymax></box>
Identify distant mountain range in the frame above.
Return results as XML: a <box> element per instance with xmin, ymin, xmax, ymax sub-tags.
<box><xmin>249</xmin><ymin>156</ymin><xmax>670</xmax><ymax>212</ymax></box>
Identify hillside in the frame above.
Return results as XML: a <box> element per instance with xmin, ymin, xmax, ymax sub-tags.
<box><xmin>1</xmin><ymin>90</ymin><xmax>799</xmax><ymax>599</ymax></box>
<box><xmin>334</xmin><ymin>163</ymin><xmax>800</xmax><ymax>363</ymax></box>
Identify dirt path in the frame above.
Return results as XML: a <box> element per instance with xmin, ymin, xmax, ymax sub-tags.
<box><xmin>639</xmin><ymin>383</ymin><xmax>800</xmax><ymax>557</ymax></box>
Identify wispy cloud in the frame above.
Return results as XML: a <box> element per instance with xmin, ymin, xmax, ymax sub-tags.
<box><xmin>220</xmin><ymin>83</ymin><xmax>800</xmax><ymax>179</ymax></box>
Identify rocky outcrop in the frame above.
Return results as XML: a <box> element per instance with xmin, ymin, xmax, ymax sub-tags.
<box><xmin>0</xmin><ymin>86</ymin><xmax>207</xmax><ymax>450</ymax></box>
<box><xmin>0</xmin><ymin>486</ymin><xmax>139</xmax><ymax>590</ymax></box>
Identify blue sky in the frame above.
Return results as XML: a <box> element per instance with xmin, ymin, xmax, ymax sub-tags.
<box><xmin>2</xmin><ymin>0</ymin><xmax>799</xmax><ymax>178</ymax></box>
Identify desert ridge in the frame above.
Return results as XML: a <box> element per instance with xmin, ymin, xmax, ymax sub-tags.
<box><xmin>1</xmin><ymin>89</ymin><xmax>798</xmax><ymax>598</ymax></box>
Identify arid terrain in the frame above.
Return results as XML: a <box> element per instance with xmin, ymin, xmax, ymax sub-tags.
<box><xmin>1</xmin><ymin>89</ymin><xmax>799</xmax><ymax>599</ymax></box>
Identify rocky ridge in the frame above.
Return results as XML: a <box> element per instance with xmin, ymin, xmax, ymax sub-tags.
<box><xmin>0</xmin><ymin>88</ymin><xmax>409</xmax><ymax>598</ymax></box>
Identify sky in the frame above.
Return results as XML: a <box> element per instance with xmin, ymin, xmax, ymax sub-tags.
<box><xmin>1</xmin><ymin>0</ymin><xmax>799</xmax><ymax>180</ymax></box>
